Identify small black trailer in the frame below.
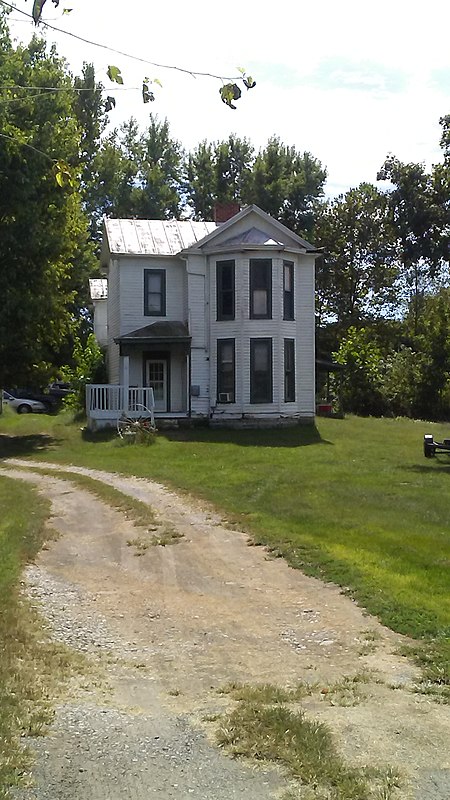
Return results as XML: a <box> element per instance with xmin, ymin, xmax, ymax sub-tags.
<box><xmin>423</xmin><ymin>434</ymin><xmax>450</xmax><ymax>458</ymax></box>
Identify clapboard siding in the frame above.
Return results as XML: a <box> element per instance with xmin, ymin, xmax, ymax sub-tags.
<box><xmin>208</xmin><ymin>253</ymin><xmax>315</xmax><ymax>416</ymax></box>
<box><xmin>119</xmin><ymin>256</ymin><xmax>186</xmax><ymax>335</ymax></box>
<box><xmin>107</xmin><ymin>260</ymin><xmax>120</xmax><ymax>384</ymax></box>
<box><xmin>102</xmin><ymin>209</ymin><xmax>318</xmax><ymax>421</ymax></box>
<box><xmin>297</xmin><ymin>256</ymin><xmax>315</xmax><ymax>416</ymax></box>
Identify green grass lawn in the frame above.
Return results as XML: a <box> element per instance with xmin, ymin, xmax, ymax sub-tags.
<box><xmin>1</xmin><ymin>408</ymin><xmax>449</xmax><ymax>688</ymax></box>
<box><xmin>0</xmin><ymin>474</ymin><xmax>52</xmax><ymax>795</ymax></box>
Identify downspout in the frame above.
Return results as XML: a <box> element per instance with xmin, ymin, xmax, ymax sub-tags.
<box><xmin>188</xmin><ymin>348</ymin><xmax>192</xmax><ymax>418</ymax></box>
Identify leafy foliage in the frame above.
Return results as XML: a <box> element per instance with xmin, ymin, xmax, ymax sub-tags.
<box><xmin>377</xmin><ymin>155</ymin><xmax>448</xmax><ymax>332</ymax></box>
<box><xmin>333</xmin><ymin>327</ymin><xmax>387</xmax><ymax>415</ymax></box>
<box><xmin>0</xmin><ymin>19</ymin><xmax>96</xmax><ymax>389</ymax></box>
<box><xmin>61</xmin><ymin>333</ymin><xmax>106</xmax><ymax>411</ymax></box>
<box><xmin>315</xmin><ymin>183</ymin><xmax>396</xmax><ymax>325</ymax></box>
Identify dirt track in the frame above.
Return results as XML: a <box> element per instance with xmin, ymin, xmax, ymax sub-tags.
<box><xmin>2</xmin><ymin>458</ymin><xmax>450</xmax><ymax>800</ymax></box>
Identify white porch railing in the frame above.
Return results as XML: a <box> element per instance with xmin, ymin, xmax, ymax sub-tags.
<box><xmin>86</xmin><ymin>385</ymin><xmax>155</xmax><ymax>424</ymax></box>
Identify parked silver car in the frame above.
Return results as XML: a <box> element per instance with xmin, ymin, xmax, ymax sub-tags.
<box><xmin>2</xmin><ymin>390</ymin><xmax>47</xmax><ymax>414</ymax></box>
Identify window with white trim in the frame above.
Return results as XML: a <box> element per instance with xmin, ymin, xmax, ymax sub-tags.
<box><xmin>249</xmin><ymin>259</ymin><xmax>272</xmax><ymax>319</ymax></box>
<box><xmin>144</xmin><ymin>269</ymin><xmax>166</xmax><ymax>316</ymax></box>
<box><xmin>217</xmin><ymin>339</ymin><xmax>235</xmax><ymax>403</ymax></box>
<box><xmin>250</xmin><ymin>338</ymin><xmax>273</xmax><ymax>403</ymax></box>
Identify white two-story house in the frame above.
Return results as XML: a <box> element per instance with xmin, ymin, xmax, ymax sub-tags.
<box><xmin>87</xmin><ymin>204</ymin><xmax>321</xmax><ymax>427</ymax></box>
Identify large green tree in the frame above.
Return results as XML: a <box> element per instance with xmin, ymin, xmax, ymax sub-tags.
<box><xmin>88</xmin><ymin>115</ymin><xmax>185</xmax><ymax>231</ymax></box>
<box><xmin>377</xmin><ymin>154</ymin><xmax>448</xmax><ymax>334</ymax></box>
<box><xmin>314</xmin><ymin>183</ymin><xmax>396</xmax><ymax>327</ymax></box>
<box><xmin>0</xmin><ymin>16</ymin><xmax>95</xmax><ymax>388</ymax></box>
<box><xmin>186</xmin><ymin>134</ymin><xmax>326</xmax><ymax>236</ymax></box>
<box><xmin>186</xmin><ymin>134</ymin><xmax>254</xmax><ymax>219</ymax></box>
<box><xmin>245</xmin><ymin>137</ymin><xmax>326</xmax><ymax>237</ymax></box>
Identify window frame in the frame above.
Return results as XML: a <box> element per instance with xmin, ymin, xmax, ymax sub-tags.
<box><xmin>283</xmin><ymin>261</ymin><xmax>295</xmax><ymax>320</ymax></box>
<box><xmin>249</xmin><ymin>259</ymin><xmax>272</xmax><ymax>320</ymax></box>
<box><xmin>284</xmin><ymin>338</ymin><xmax>296</xmax><ymax>402</ymax></box>
<box><xmin>250</xmin><ymin>338</ymin><xmax>273</xmax><ymax>404</ymax></box>
<box><xmin>216</xmin><ymin>260</ymin><xmax>235</xmax><ymax>321</ymax></box>
<box><xmin>217</xmin><ymin>338</ymin><xmax>236</xmax><ymax>403</ymax></box>
<box><xmin>144</xmin><ymin>268</ymin><xmax>166</xmax><ymax>317</ymax></box>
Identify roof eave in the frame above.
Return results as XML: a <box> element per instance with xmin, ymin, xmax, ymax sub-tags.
<box><xmin>180</xmin><ymin>204</ymin><xmax>318</xmax><ymax>254</ymax></box>
<box><xmin>115</xmin><ymin>335</ymin><xmax>191</xmax><ymax>344</ymax></box>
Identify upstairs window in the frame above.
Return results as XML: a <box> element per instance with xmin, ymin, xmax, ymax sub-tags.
<box><xmin>216</xmin><ymin>260</ymin><xmax>235</xmax><ymax>320</ymax></box>
<box><xmin>283</xmin><ymin>261</ymin><xmax>295</xmax><ymax>320</ymax></box>
<box><xmin>250</xmin><ymin>259</ymin><xmax>272</xmax><ymax>319</ymax></box>
<box><xmin>250</xmin><ymin>338</ymin><xmax>273</xmax><ymax>403</ymax></box>
<box><xmin>144</xmin><ymin>269</ymin><xmax>166</xmax><ymax>316</ymax></box>
<box><xmin>284</xmin><ymin>338</ymin><xmax>296</xmax><ymax>402</ymax></box>
<box><xmin>217</xmin><ymin>339</ymin><xmax>235</xmax><ymax>403</ymax></box>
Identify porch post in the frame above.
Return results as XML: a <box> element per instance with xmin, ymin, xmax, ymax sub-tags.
<box><xmin>187</xmin><ymin>351</ymin><xmax>192</xmax><ymax>417</ymax></box>
<box><xmin>122</xmin><ymin>355</ymin><xmax>130</xmax><ymax>412</ymax></box>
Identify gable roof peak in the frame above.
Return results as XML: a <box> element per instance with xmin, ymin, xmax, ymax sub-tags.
<box><xmin>182</xmin><ymin>204</ymin><xmax>318</xmax><ymax>253</ymax></box>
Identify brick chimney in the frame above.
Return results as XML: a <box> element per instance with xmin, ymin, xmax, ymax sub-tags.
<box><xmin>213</xmin><ymin>202</ymin><xmax>241</xmax><ymax>224</ymax></box>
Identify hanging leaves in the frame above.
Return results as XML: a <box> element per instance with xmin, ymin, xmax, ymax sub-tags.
<box><xmin>32</xmin><ymin>0</ymin><xmax>47</xmax><ymax>23</ymax></box>
<box><xmin>107</xmin><ymin>65</ymin><xmax>124</xmax><ymax>85</ymax></box>
<box><xmin>220</xmin><ymin>82</ymin><xmax>242</xmax><ymax>110</ymax></box>
<box><xmin>31</xmin><ymin>0</ymin><xmax>60</xmax><ymax>24</ymax></box>
<box><xmin>142</xmin><ymin>77</ymin><xmax>162</xmax><ymax>104</ymax></box>
<box><xmin>142</xmin><ymin>79</ymin><xmax>155</xmax><ymax>104</ymax></box>
<box><xmin>53</xmin><ymin>159</ymin><xmax>74</xmax><ymax>188</ymax></box>
<box><xmin>220</xmin><ymin>69</ymin><xmax>256</xmax><ymax>109</ymax></box>
<box><xmin>238</xmin><ymin>67</ymin><xmax>256</xmax><ymax>90</ymax></box>
<box><xmin>104</xmin><ymin>96</ymin><xmax>116</xmax><ymax>112</ymax></box>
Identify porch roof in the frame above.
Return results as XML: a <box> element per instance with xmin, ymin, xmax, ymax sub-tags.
<box><xmin>115</xmin><ymin>321</ymin><xmax>191</xmax><ymax>344</ymax></box>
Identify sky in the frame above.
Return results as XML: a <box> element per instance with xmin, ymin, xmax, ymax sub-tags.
<box><xmin>4</xmin><ymin>0</ymin><xmax>450</xmax><ymax>197</ymax></box>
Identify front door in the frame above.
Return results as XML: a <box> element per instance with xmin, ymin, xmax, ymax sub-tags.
<box><xmin>146</xmin><ymin>359</ymin><xmax>168</xmax><ymax>412</ymax></box>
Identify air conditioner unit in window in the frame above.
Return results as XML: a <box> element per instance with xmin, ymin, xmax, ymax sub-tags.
<box><xmin>218</xmin><ymin>392</ymin><xmax>232</xmax><ymax>403</ymax></box>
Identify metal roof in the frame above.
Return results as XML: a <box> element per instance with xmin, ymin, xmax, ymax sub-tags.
<box><xmin>104</xmin><ymin>219</ymin><xmax>217</xmax><ymax>257</ymax></box>
<box><xmin>181</xmin><ymin>205</ymin><xmax>319</xmax><ymax>254</ymax></box>
<box><xmin>220</xmin><ymin>227</ymin><xmax>285</xmax><ymax>247</ymax></box>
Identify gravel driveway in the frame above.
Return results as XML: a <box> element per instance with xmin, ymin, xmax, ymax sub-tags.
<box><xmin>2</xmin><ymin>459</ymin><xmax>450</xmax><ymax>800</ymax></box>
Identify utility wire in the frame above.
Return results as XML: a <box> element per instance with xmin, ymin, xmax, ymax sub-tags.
<box><xmin>0</xmin><ymin>1</ymin><xmax>241</xmax><ymax>82</ymax></box>
<box><xmin>0</xmin><ymin>131</ymin><xmax>56</xmax><ymax>161</ymax></box>
<box><xmin>0</xmin><ymin>85</ymin><xmax>143</xmax><ymax>93</ymax></box>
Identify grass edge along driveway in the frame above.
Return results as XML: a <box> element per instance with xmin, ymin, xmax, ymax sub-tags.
<box><xmin>0</xmin><ymin>411</ymin><xmax>449</xmax><ymax>697</ymax></box>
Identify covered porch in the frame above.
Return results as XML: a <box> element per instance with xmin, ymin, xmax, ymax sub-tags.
<box><xmin>86</xmin><ymin>385</ymin><xmax>156</xmax><ymax>428</ymax></box>
<box><xmin>86</xmin><ymin>321</ymin><xmax>193</xmax><ymax>429</ymax></box>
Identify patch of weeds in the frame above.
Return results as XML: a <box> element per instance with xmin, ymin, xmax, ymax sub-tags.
<box><xmin>216</xmin><ymin>701</ymin><xmax>391</xmax><ymax>800</ymax></box>
<box><xmin>218</xmin><ymin>681</ymin><xmax>314</xmax><ymax>704</ymax></box>
<box><xmin>282</xmin><ymin>765</ymin><xmax>401</xmax><ymax>800</ymax></box>
<box><xmin>127</xmin><ymin>526</ymin><xmax>183</xmax><ymax>554</ymax></box>
<box><xmin>202</xmin><ymin>713</ymin><xmax>221</xmax><ymax>723</ymax></box>
<box><xmin>319</xmin><ymin>672</ymin><xmax>375</xmax><ymax>707</ymax></box>
<box><xmin>127</xmin><ymin>536</ymin><xmax>151</xmax><ymax>554</ymax></box>
<box><xmin>361</xmin><ymin>629</ymin><xmax>383</xmax><ymax>642</ymax></box>
<box><xmin>356</xmin><ymin>629</ymin><xmax>383</xmax><ymax>657</ymax></box>
<box><xmin>168</xmin><ymin>688</ymin><xmax>181</xmax><ymax>696</ymax></box>
<box><xmin>400</xmin><ymin>638</ymin><xmax>450</xmax><ymax>704</ymax></box>
<box><xmin>152</xmin><ymin>527</ymin><xmax>183</xmax><ymax>547</ymax></box>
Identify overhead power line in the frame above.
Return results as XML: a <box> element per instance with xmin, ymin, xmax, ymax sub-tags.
<box><xmin>0</xmin><ymin>1</ymin><xmax>242</xmax><ymax>82</ymax></box>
